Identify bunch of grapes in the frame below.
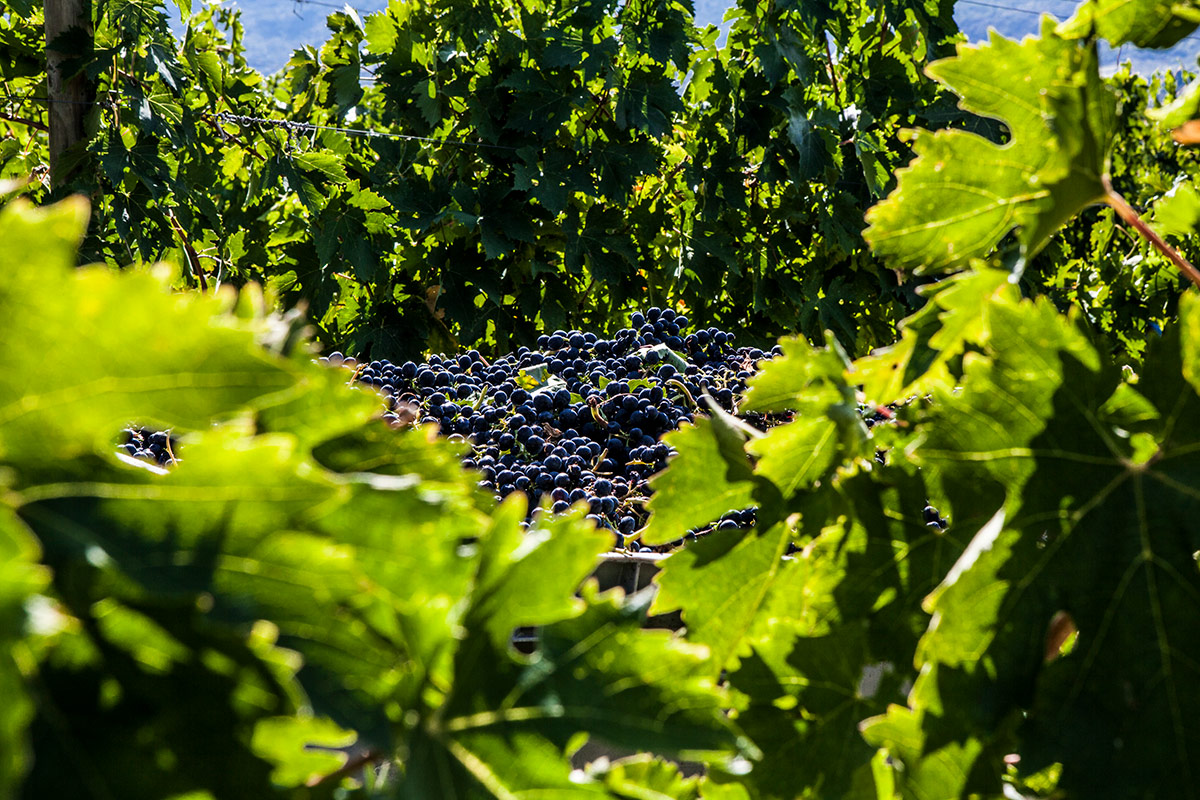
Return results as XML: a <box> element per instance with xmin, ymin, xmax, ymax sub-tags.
<box><xmin>119</xmin><ymin>427</ymin><xmax>178</xmax><ymax>467</ymax></box>
<box><xmin>329</xmin><ymin>308</ymin><xmax>780</xmax><ymax>550</ymax></box>
<box><xmin>118</xmin><ymin>308</ymin><xmax>934</xmax><ymax>551</ymax></box>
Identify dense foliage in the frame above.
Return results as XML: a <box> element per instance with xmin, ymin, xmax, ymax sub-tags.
<box><xmin>1028</xmin><ymin>67</ymin><xmax>1200</xmax><ymax>359</ymax></box>
<box><xmin>0</xmin><ymin>198</ymin><xmax>749</xmax><ymax>799</ymax></box>
<box><xmin>5</xmin><ymin>0</ymin><xmax>956</xmax><ymax>358</ymax></box>
<box><xmin>7</xmin><ymin>0</ymin><xmax>1196</xmax><ymax>362</ymax></box>
<box><xmin>8</xmin><ymin>0</ymin><xmax>1199</xmax><ymax>359</ymax></box>
<box><xmin>7</xmin><ymin>0</ymin><xmax>1200</xmax><ymax>798</ymax></box>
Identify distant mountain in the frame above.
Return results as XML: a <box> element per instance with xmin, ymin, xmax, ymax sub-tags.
<box><xmin>211</xmin><ymin>0</ymin><xmax>1197</xmax><ymax>78</ymax></box>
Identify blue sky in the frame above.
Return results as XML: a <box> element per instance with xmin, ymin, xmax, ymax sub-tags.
<box><xmin>204</xmin><ymin>0</ymin><xmax>1198</xmax><ymax>77</ymax></box>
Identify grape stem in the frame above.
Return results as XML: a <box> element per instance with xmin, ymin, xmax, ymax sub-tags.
<box><xmin>824</xmin><ymin>37</ymin><xmax>843</xmax><ymax>119</ymax></box>
<box><xmin>1104</xmin><ymin>175</ymin><xmax>1200</xmax><ymax>290</ymax></box>
<box><xmin>665</xmin><ymin>378</ymin><xmax>697</xmax><ymax>408</ymax></box>
<box><xmin>167</xmin><ymin>210</ymin><xmax>207</xmax><ymax>292</ymax></box>
<box><xmin>0</xmin><ymin>111</ymin><xmax>48</xmax><ymax>132</ymax></box>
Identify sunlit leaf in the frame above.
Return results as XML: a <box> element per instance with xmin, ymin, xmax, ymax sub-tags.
<box><xmin>895</xmin><ymin>293</ymin><xmax>1200</xmax><ymax>795</ymax></box>
<box><xmin>397</xmin><ymin>584</ymin><xmax>753</xmax><ymax>797</ymax></box>
<box><xmin>1058</xmin><ymin>0</ymin><xmax>1200</xmax><ymax>48</ymax></box>
<box><xmin>0</xmin><ymin>201</ymin><xmax>299</xmax><ymax>479</ymax></box>
<box><xmin>651</xmin><ymin>524</ymin><xmax>797</xmax><ymax>676</ymax></box>
<box><xmin>643</xmin><ymin>415</ymin><xmax>758</xmax><ymax>545</ymax></box>
<box><xmin>1151</xmin><ymin>181</ymin><xmax>1200</xmax><ymax>238</ymax></box>
<box><xmin>864</xmin><ymin>23</ymin><xmax>1115</xmax><ymax>271</ymax></box>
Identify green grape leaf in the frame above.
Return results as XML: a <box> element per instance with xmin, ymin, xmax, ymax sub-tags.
<box><xmin>397</xmin><ymin>584</ymin><xmax>753</xmax><ymax>797</ymax></box>
<box><xmin>864</xmin><ymin>22</ymin><xmax>1115</xmax><ymax>271</ymax></box>
<box><xmin>1058</xmin><ymin>0</ymin><xmax>1200</xmax><ymax>48</ymax></box>
<box><xmin>1151</xmin><ymin>180</ymin><xmax>1200</xmax><ymax>238</ymax></box>
<box><xmin>699</xmin><ymin>781</ymin><xmax>754</xmax><ymax>800</ymax></box>
<box><xmin>250</xmin><ymin>715</ymin><xmax>356</xmax><ymax>788</ymax></box>
<box><xmin>5</xmin><ymin>0</ymin><xmax>38</xmax><ymax>16</ymax></box>
<box><xmin>19</xmin><ymin>412</ymin><xmax>544</xmax><ymax>778</ymax></box>
<box><xmin>146</xmin><ymin>90</ymin><xmax>184</xmax><ymax>129</ymax></box>
<box><xmin>465</xmin><ymin>498</ymin><xmax>611</xmax><ymax>651</ymax></box>
<box><xmin>1</xmin><ymin>198</ymin><xmax>535</xmax><ymax>795</ymax></box>
<box><xmin>1183</xmin><ymin>294</ymin><xmax>1200</xmax><ymax>394</ymax></box>
<box><xmin>14</xmin><ymin>432</ymin><xmax>381</xmax><ymax>796</ymax></box>
<box><xmin>294</xmin><ymin>150</ymin><xmax>349</xmax><ymax>185</ymax></box>
<box><xmin>254</xmin><ymin>364</ymin><xmax>383</xmax><ymax>450</ymax></box>
<box><xmin>650</xmin><ymin>524</ymin><xmax>798</xmax><ymax>676</ymax></box>
<box><xmin>708</xmin><ymin>465</ymin><xmax>962</xmax><ymax>800</ymax></box>
<box><xmin>0</xmin><ymin>199</ymin><xmax>384</xmax><ymax>798</ymax></box>
<box><xmin>741</xmin><ymin>334</ymin><xmax>851</xmax><ymax>415</ymax></box>
<box><xmin>591</xmin><ymin>756</ymin><xmax>704</xmax><ymax>799</ymax></box>
<box><xmin>725</xmin><ymin>624</ymin><xmax>892</xmax><ymax>800</ymax></box>
<box><xmin>650</xmin><ymin>406</ymin><xmax>961</xmax><ymax>798</ymax></box>
<box><xmin>0</xmin><ymin>200</ymin><xmax>298</xmax><ymax>477</ymax></box>
<box><xmin>0</xmin><ymin>509</ymin><xmax>48</xmax><ymax>800</ymax></box>
<box><xmin>859</xmin><ymin>703</ymin><xmax>984</xmax><ymax>800</ymax></box>
<box><xmin>915</xmin><ymin>295</ymin><xmax>1101</xmax><ymax>527</ymax></box>
<box><xmin>743</xmin><ymin>336</ymin><xmax>871</xmax><ymax>493</ymax></box>
<box><xmin>643</xmin><ymin>414</ymin><xmax>759</xmax><ymax>545</ymax></box>
<box><xmin>852</xmin><ymin>269</ymin><xmax>1016</xmax><ymax>406</ymax></box>
<box><xmin>363</xmin><ymin>10</ymin><xmax>398</xmax><ymax>55</ymax></box>
<box><xmin>787</xmin><ymin>110</ymin><xmax>832</xmax><ymax>183</ymax></box>
<box><xmin>895</xmin><ymin>293</ymin><xmax>1200</xmax><ymax>795</ymax></box>
<box><xmin>748</xmin><ymin>418</ymin><xmax>847</xmax><ymax>496</ymax></box>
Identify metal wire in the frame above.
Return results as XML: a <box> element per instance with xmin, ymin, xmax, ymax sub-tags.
<box><xmin>205</xmin><ymin>111</ymin><xmax>519</xmax><ymax>150</ymax></box>
<box><xmin>2</xmin><ymin>91</ymin><xmax>519</xmax><ymax>152</ymax></box>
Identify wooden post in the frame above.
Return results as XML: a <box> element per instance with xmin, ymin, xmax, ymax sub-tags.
<box><xmin>45</xmin><ymin>0</ymin><xmax>93</xmax><ymax>188</ymax></box>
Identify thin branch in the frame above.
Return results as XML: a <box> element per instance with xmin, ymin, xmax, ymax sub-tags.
<box><xmin>1103</xmin><ymin>174</ymin><xmax>1200</xmax><ymax>290</ymax></box>
<box><xmin>0</xmin><ymin>111</ymin><xmax>48</xmax><ymax>132</ymax></box>
<box><xmin>166</xmin><ymin>210</ymin><xmax>208</xmax><ymax>292</ymax></box>
<box><xmin>824</xmin><ymin>37</ymin><xmax>843</xmax><ymax>115</ymax></box>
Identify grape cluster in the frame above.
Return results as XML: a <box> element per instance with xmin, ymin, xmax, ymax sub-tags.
<box><xmin>111</xmin><ymin>310</ymin><xmax>944</xmax><ymax>552</ymax></box>
<box><xmin>330</xmin><ymin>308</ymin><xmax>781</xmax><ymax>549</ymax></box>
<box><xmin>119</xmin><ymin>426</ymin><xmax>178</xmax><ymax>466</ymax></box>
<box><xmin>923</xmin><ymin>505</ymin><xmax>948</xmax><ymax>530</ymax></box>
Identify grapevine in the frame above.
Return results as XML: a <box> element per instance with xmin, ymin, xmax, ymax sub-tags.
<box><xmin>4</xmin><ymin>0</ymin><xmax>1200</xmax><ymax>799</ymax></box>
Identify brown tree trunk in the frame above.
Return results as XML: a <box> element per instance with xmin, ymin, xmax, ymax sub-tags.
<box><xmin>45</xmin><ymin>0</ymin><xmax>93</xmax><ymax>188</ymax></box>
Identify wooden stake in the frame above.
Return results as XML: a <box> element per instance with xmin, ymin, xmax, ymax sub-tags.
<box><xmin>45</xmin><ymin>0</ymin><xmax>94</xmax><ymax>188</ymax></box>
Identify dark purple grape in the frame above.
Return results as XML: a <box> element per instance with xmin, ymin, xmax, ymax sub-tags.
<box><xmin>323</xmin><ymin>309</ymin><xmax>811</xmax><ymax>549</ymax></box>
